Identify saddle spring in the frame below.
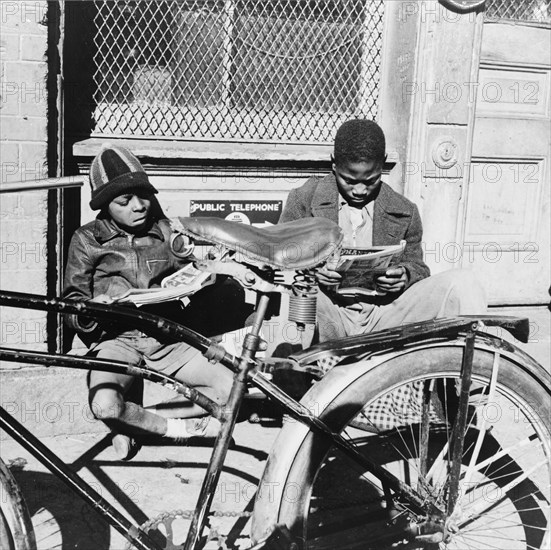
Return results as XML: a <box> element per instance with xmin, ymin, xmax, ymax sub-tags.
<box><xmin>288</xmin><ymin>269</ymin><xmax>318</xmax><ymax>329</ymax></box>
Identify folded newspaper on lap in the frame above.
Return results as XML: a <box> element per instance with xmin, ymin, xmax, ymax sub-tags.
<box><xmin>115</xmin><ymin>264</ymin><xmax>216</xmax><ymax>306</ymax></box>
<box><xmin>335</xmin><ymin>240</ymin><xmax>406</xmax><ymax>297</ymax></box>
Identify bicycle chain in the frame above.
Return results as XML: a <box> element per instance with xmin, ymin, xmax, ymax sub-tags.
<box><xmin>125</xmin><ymin>493</ymin><xmax>401</xmax><ymax>550</ymax></box>
<box><xmin>125</xmin><ymin>509</ymin><xmax>252</xmax><ymax>550</ymax></box>
<box><xmin>124</xmin><ymin>489</ymin><xmax>435</xmax><ymax>550</ymax></box>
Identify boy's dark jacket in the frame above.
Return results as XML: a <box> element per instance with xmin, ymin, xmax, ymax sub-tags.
<box><xmin>279</xmin><ymin>174</ymin><xmax>430</xmax><ymax>293</ymax></box>
<box><xmin>63</xmin><ymin>217</ymin><xmax>187</xmax><ymax>334</ymax></box>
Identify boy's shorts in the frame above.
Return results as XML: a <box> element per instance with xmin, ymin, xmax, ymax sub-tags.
<box><xmin>89</xmin><ymin>333</ymin><xmax>201</xmax><ymax>377</ymax></box>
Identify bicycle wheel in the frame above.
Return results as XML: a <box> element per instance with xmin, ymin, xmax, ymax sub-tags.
<box><xmin>252</xmin><ymin>338</ymin><xmax>551</xmax><ymax>549</ymax></box>
<box><xmin>0</xmin><ymin>458</ymin><xmax>36</xmax><ymax>550</ymax></box>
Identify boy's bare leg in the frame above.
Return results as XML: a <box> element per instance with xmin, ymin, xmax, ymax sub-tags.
<box><xmin>148</xmin><ymin>383</ymin><xmax>233</xmax><ymax>419</ymax></box>
<box><xmin>88</xmin><ymin>370</ymin><xmax>168</xmax><ymax>436</ymax></box>
<box><xmin>87</xmin><ymin>346</ymin><xmax>233</xmax><ymax>461</ymax></box>
<box><xmin>89</xmin><ymin>354</ymin><xmax>232</xmax><ymax>432</ymax></box>
<box><xmin>147</xmin><ymin>395</ymin><xmax>195</xmax><ymax>418</ymax></box>
<box><xmin>148</xmin><ymin>395</ymin><xmax>224</xmax><ymax>419</ymax></box>
<box><xmin>154</xmin><ymin>354</ymin><xmax>234</xmax><ymax>419</ymax></box>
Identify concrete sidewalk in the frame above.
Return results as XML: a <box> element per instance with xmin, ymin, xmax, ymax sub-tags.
<box><xmin>0</xmin><ymin>420</ymin><xmax>281</xmax><ymax>549</ymax></box>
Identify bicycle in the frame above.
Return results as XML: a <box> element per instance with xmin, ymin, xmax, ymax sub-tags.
<box><xmin>1</xmin><ymin>216</ymin><xmax>549</xmax><ymax>550</ymax></box>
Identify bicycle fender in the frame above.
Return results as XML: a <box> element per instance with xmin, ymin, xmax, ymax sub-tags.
<box><xmin>250</xmin><ymin>333</ymin><xmax>550</xmax><ymax>543</ymax></box>
<box><xmin>251</xmin><ymin>348</ymin><xmax>399</xmax><ymax>543</ymax></box>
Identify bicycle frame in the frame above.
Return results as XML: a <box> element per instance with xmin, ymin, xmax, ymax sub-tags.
<box><xmin>0</xmin><ymin>290</ymin><xmax>531</xmax><ymax>549</ymax></box>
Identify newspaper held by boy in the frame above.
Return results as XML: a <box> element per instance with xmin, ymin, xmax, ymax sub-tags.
<box><xmin>334</xmin><ymin>240</ymin><xmax>406</xmax><ymax>297</ymax></box>
<box><xmin>114</xmin><ymin>263</ymin><xmax>216</xmax><ymax>306</ymax></box>
<box><xmin>115</xmin><ymin>246</ymin><xmax>229</xmax><ymax>306</ymax></box>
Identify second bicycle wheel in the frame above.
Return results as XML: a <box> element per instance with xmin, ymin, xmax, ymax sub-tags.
<box><xmin>0</xmin><ymin>457</ymin><xmax>36</xmax><ymax>550</ymax></box>
<box><xmin>252</xmin><ymin>336</ymin><xmax>551</xmax><ymax>549</ymax></box>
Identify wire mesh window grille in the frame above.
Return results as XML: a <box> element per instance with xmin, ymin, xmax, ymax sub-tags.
<box><xmin>92</xmin><ymin>0</ymin><xmax>385</xmax><ymax>142</ymax></box>
<box><xmin>485</xmin><ymin>0</ymin><xmax>550</xmax><ymax>23</ymax></box>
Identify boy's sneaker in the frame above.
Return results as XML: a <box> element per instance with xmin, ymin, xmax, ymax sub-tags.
<box><xmin>189</xmin><ymin>416</ymin><xmax>221</xmax><ymax>438</ymax></box>
<box><xmin>111</xmin><ymin>433</ymin><xmax>141</xmax><ymax>461</ymax></box>
<box><xmin>165</xmin><ymin>417</ymin><xmax>221</xmax><ymax>441</ymax></box>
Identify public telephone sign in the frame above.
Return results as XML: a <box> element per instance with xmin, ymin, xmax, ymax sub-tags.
<box><xmin>190</xmin><ymin>200</ymin><xmax>282</xmax><ymax>226</ymax></box>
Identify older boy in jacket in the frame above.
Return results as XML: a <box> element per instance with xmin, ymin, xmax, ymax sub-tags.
<box><xmin>280</xmin><ymin>120</ymin><xmax>486</xmax><ymax>341</ymax></box>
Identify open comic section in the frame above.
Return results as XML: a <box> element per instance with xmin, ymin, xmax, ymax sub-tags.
<box><xmin>115</xmin><ymin>247</ymin><xmax>227</xmax><ymax>306</ymax></box>
<box><xmin>114</xmin><ymin>265</ymin><xmax>216</xmax><ymax>306</ymax></box>
<box><xmin>335</xmin><ymin>240</ymin><xmax>406</xmax><ymax>297</ymax></box>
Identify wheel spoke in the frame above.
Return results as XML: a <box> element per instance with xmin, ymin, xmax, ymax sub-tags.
<box><xmin>461</xmin><ymin>352</ymin><xmax>501</xmax><ymax>487</ymax></box>
<box><xmin>468</xmin><ymin>434</ymin><xmax>540</xmax><ymax>476</ymax></box>
<box><xmin>458</xmin><ymin>532</ymin><xmax>525</xmax><ymax>548</ymax></box>
<box><xmin>460</xmin><ymin>459</ymin><xmax>548</xmax><ymax>528</ymax></box>
<box><xmin>418</xmin><ymin>379</ymin><xmax>434</xmax><ymax>489</ymax></box>
<box><xmin>289</xmin><ymin>347</ymin><xmax>551</xmax><ymax>550</ymax></box>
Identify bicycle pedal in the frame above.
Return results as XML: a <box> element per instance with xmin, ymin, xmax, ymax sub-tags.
<box><xmin>248</xmin><ymin>412</ymin><xmax>261</xmax><ymax>423</ymax></box>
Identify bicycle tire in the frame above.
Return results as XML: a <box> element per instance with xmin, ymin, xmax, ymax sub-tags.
<box><xmin>252</xmin><ymin>335</ymin><xmax>551</xmax><ymax>549</ymax></box>
<box><xmin>0</xmin><ymin>457</ymin><xmax>36</xmax><ymax>550</ymax></box>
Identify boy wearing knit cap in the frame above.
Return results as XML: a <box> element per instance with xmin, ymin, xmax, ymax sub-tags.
<box><xmin>63</xmin><ymin>144</ymin><xmax>232</xmax><ymax>460</ymax></box>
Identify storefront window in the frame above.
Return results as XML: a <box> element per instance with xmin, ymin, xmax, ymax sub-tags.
<box><xmin>485</xmin><ymin>0</ymin><xmax>550</xmax><ymax>23</ymax></box>
<box><xmin>92</xmin><ymin>0</ymin><xmax>385</xmax><ymax>142</ymax></box>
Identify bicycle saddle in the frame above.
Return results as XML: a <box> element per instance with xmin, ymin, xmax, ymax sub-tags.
<box><xmin>173</xmin><ymin>216</ymin><xmax>343</xmax><ymax>270</ymax></box>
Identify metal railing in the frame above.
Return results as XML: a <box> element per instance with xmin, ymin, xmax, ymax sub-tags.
<box><xmin>0</xmin><ymin>176</ymin><xmax>85</xmax><ymax>355</ymax></box>
<box><xmin>0</xmin><ymin>176</ymin><xmax>84</xmax><ymax>194</ymax></box>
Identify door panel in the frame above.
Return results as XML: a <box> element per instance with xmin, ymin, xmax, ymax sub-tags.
<box><xmin>466</xmin><ymin>21</ymin><xmax>550</xmax><ymax>304</ymax></box>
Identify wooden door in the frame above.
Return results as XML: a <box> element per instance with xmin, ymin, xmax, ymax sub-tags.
<box><xmin>464</xmin><ymin>13</ymin><xmax>550</xmax><ymax>304</ymax></box>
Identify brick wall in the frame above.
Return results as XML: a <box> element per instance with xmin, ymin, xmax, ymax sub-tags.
<box><xmin>1</xmin><ymin>1</ymin><xmax>49</xmax><ymax>352</ymax></box>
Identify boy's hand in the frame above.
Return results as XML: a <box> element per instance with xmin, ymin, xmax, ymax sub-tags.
<box><xmin>375</xmin><ymin>266</ymin><xmax>408</xmax><ymax>294</ymax></box>
<box><xmin>316</xmin><ymin>267</ymin><xmax>342</xmax><ymax>288</ymax></box>
<box><xmin>90</xmin><ymin>294</ymin><xmax>114</xmax><ymax>304</ymax></box>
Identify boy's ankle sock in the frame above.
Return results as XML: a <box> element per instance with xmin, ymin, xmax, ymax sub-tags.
<box><xmin>164</xmin><ymin>418</ymin><xmax>193</xmax><ymax>440</ymax></box>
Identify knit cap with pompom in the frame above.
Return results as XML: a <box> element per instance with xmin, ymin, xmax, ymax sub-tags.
<box><xmin>89</xmin><ymin>143</ymin><xmax>158</xmax><ymax>210</ymax></box>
